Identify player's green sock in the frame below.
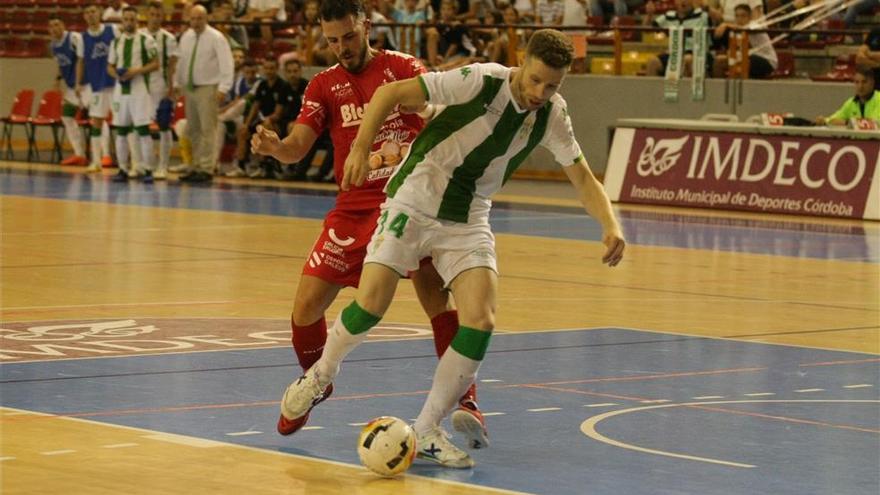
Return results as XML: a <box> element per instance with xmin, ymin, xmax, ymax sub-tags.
<box><xmin>315</xmin><ymin>302</ymin><xmax>381</xmax><ymax>382</ymax></box>
<box><xmin>414</xmin><ymin>326</ymin><xmax>491</xmax><ymax>435</ymax></box>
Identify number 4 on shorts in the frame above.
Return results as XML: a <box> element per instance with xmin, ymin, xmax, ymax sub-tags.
<box><xmin>377</xmin><ymin>211</ymin><xmax>409</xmax><ymax>239</ymax></box>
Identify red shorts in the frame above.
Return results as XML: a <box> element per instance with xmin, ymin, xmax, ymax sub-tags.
<box><xmin>301</xmin><ymin>208</ymin><xmax>380</xmax><ymax>288</ymax></box>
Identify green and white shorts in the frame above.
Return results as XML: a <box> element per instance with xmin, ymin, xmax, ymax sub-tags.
<box><xmin>364</xmin><ymin>199</ymin><xmax>498</xmax><ymax>287</ymax></box>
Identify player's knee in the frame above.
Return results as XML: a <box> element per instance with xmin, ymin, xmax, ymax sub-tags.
<box><xmin>135</xmin><ymin>125</ymin><xmax>150</xmax><ymax>137</ymax></box>
<box><xmin>114</xmin><ymin>125</ymin><xmax>131</xmax><ymax>136</ymax></box>
<box><xmin>461</xmin><ymin>310</ymin><xmax>495</xmax><ymax>332</ymax></box>
<box><xmin>292</xmin><ymin>299</ymin><xmax>325</xmax><ymax>327</ymax></box>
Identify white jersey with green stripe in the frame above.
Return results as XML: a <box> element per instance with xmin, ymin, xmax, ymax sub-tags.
<box><xmin>107</xmin><ymin>31</ymin><xmax>158</xmax><ymax>95</ymax></box>
<box><xmin>141</xmin><ymin>27</ymin><xmax>178</xmax><ymax>91</ymax></box>
<box><xmin>386</xmin><ymin>63</ymin><xmax>582</xmax><ymax>224</ymax></box>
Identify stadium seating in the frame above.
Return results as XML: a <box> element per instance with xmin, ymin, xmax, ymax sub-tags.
<box><xmin>2</xmin><ymin>89</ymin><xmax>35</xmax><ymax>160</ymax></box>
<box><xmin>27</xmin><ymin>89</ymin><xmax>63</xmax><ymax>162</ymax></box>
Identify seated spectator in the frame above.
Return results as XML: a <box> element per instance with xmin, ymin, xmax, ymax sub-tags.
<box><xmin>102</xmin><ymin>0</ymin><xmax>129</xmax><ymax>22</ymax></box>
<box><xmin>536</xmin><ymin>0</ymin><xmax>564</xmax><ymax>25</ymax></box>
<box><xmin>219</xmin><ymin>55</ymin><xmax>260</xmax><ymax>177</ymax></box>
<box><xmin>214</xmin><ymin>0</ymin><xmax>250</xmax><ymax>50</ymax></box>
<box><xmin>512</xmin><ymin>0</ymin><xmax>537</xmax><ymax>21</ymax></box>
<box><xmin>644</xmin><ymin>0</ymin><xmax>712</xmax><ymax>77</ymax></box>
<box><xmin>246</xmin><ymin>0</ymin><xmax>287</xmax><ymax>42</ymax></box>
<box><xmin>856</xmin><ymin>26</ymin><xmax>880</xmax><ymax>91</ymax></box>
<box><xmin>386</xmin><ymin>0</ymin><xmax>428</xmax><ymax>56</ymax></box>
<box><xmin>240</xmin><ymin>57</ymin><xmax>295</xmax><ymax>178</ymax></box>
<box><xmin>291</xmin><ymin>0</ymin><xmax>335</xmax><ymax>65</ymax></box>
<box><xmin>815</xmin><ymin>67</ymin><xmax>879</xmax><ymax>126</ymax></box>
<box><xmin>366</xmin><ymin>0</ymin><xmax>397</xmax><ymax>49</ymax></box>
<box><xmin>706</xmin><ymin>0</ymin><xmax>762</xmax><ymax>24</ymax></box>
<box><xmin>426</xmin><ymin>0</ymin><xmax>478</xmax><ymax>69</ymax></box>
<box><xmin>712</xmin><ymin>4</ymin><xmax>777</xmax><ymax>79</ymax></box>
<box><xmin>488</xmin><ymin>3</ymin><xmax>529</xmax><ymax>64</ymax></box>
<box><xmin>844</xmin><ymin>0</ymin><xmax>879</xmax><ymax>28</ymax></box>
<box><xmin>589</xmin><ymin>0</ymin><xmax>628</xmax><ymax>23</ymax></box>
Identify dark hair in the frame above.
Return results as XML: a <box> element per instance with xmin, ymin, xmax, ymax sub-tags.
<box><xmin>243</xmin><ymin>58</ymin><xmax>257</xmax><ymax>67</ymax></box>
<box><xmin>733</xmin><ymin>3</ymin><xmax>751</xmax><ymax>14</ymax></box>
<box><xmin>284</xmin><ymin>58</ymin><xmax>302</xmax><ymax>68</ymax></box>
<box><xmin>122</xmin><ymin>5</ymin><xmax>139</xmax><ymax>15</ymax></box>
<box><xmin>319</xmin><ymin>0</ymin><xmax>365</xmax><ymax>22</ymax></box>
<box><xmin>147</xmin><ymin>0</ymin><xmax>164</xmax><ymax>10</ymax></box>
<box><xmin>263</xmin><ymin>56</ymin><xmax>279</xmax><ymax>66</ymax></box>
<box><xmin>48</xmin><ymin>14</ymin><xmax>64</xmax><ymax>22</ymax></box>
<box><xmin>855</xmin><ymin>65</ymin><xmax>875</xmax><ymax>80</ymax></box>
<box><xmin>526</xmin><ymin>29</ymin><xmax>574</xmax><ymax>69</ymax></box>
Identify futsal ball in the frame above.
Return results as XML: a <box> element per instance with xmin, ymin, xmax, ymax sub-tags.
<box><xmin>357</xmin><ymin>416</ymin><xmax>417</xmax><ymax>477</ymax></box>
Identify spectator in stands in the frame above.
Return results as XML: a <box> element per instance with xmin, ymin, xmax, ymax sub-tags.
<box><xmin>79</xmin><ymin>4</ymin><xmax>119</xmax><ymax>172</ymax></box>
<box><xmin>856</xmin><ymin>26</ymin><xmax>880</xmax><ymax>91</ymax></box>
<box><xmin>386</xmin><ymin>0</ymin><xmax>428</xmax><ymax>57</ymax></box>
<box><xmin>246</xmin><ymin>0</ymin><xmax>288</xmax><ymax>42</ymax></box>
<box><xmin>366</xmin><ymin>0</ymin><xmax>397</xmax><ymax>49</ymax></box>
<box><xmin>107</xmin><ymin>7</ymin><xmax>159</xmax><ymax>183</ymax></box>
<box><xmin>102</xmin><ymin>0</ymin><xmax>130</xmax><ymax>22</ymax></box>
<box><xmin>218</xmin><ymin>50</ymin><xmax>257</xmax><ymax>176</ymax></box>
<box><xmin>241</xmin><ymin>57</ymin><xmax>295</xmax><ymax>178</ymax></box>
<box><xmin>293</xmin><ymin>0</ymin><xmax>335</xmax><ymax>65</ymax></box>
<box><xmin>536</xmin><ymin>0</ymin><xmax>564</xmax><ymax>25</ymax></box>
<box><xmin>214</xmin><ymin>0</ymin><xmax>250</xmax><ymax>50</ymax></box>
<box><xmin>144</xmin><ymin>1</ymin><xmax>180</xmax><ymax>180</ymax></box>
<box><xmin>712</xmin><ymin>4</ymin><xmax>777</xmax><ymax>79</ymax></box>
<box><xmin>426</xmin><ymin>0</ymin><xmax>477</xmax><ymax>68</ymax></box>
<box><xmin>461</xmin><ymin>0</ymin><xmax>499</xmax><ymax>23</ymax></box>
<box><xmin>512</xmin><ymin>0</ymin><xmax>537</xmax><ymax>20</ymax></box>
<box><xmin>706</xmin><ymin>0</ymin><xmax>762</xmax><ymax>24</ymax></box>
<box><xmin>644</xmin><ymin>0</ymin><xmax>711</xmax><ymax>77</ymax></box>
<box><xmin>49</xmin><ymin>15</ymin><xmax>88</xmax><ymax>167</ymax></box>
<box><xmin>815</xmin><ymin>66</ymin><xmax>879</xmax><ymax>125</ymax></box>
<box><xmin>280</xmin><ymin>58</ymin><xmax>322</xmax><ymax>180</ymax></box>
<box><xmin>488</xmin><ymin>3</ymin><xmax>528</xmax><ymax>64</ymax></box>
<box><xmin>175</xmin><ymin>5</ymin><xmax>236</xmax><ymax>183</ymax></box>
<box><xmin>590</xmin><ymin>0</ymin><xmax>628</xmax><ymax>23</ymax></box>
<box><xmin>844</xmin><ymin>0</ymin><xmax>879</xmax><ymax>29</ymax></box>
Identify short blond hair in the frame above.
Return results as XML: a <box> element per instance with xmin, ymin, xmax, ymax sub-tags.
<box><xmin>526</xmin><ymin>29</ymin><xmax>574</xmax><ymax>69</ymax></box>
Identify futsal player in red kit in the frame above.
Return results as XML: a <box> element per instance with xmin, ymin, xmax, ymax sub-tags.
<box><xmin>251</xmin><ymin>0</ymin><xmax>489</xmax><ymax>452</ymax></box>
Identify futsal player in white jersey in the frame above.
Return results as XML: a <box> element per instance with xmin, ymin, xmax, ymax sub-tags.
<box><xmin>107</xmin><ymin>7</ymin><xmax>159</xmax><ymax>183</ymax></box>
<box><xmin>142</xmin><ymin>1</ymin><xmax>179</xmax><ymax>180</ymax></box>
<box><xmin>280</xmin><ymin>29</ymin><xmax>626</xmax><ymax>468</ymax></box>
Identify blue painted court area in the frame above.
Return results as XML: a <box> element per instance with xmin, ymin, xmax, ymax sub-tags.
<box><xmin>2</xmin><ymin>167</ymin><xmax>878</xmax><ymax>262</ymax></box>
<box><xmin>1</xmin><ymin>329</ymin><xmax>878</xmax><ymax>495</ymax></box>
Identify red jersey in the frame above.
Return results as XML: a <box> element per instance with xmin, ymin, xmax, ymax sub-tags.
<box><xmin>296</xmin><ymin>50</ymin><xmax>427</xmax><ymax>211</ymax></box>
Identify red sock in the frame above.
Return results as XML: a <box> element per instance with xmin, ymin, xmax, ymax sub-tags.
<box><xmin>291</xmin><ymin>316</ymin><xmax>327</xmax><ymax>372</ymax></box>
<box><xmin>430</xmin><ymin>310</ymin><xmax>459</xmax><ymax>357</ymax></box>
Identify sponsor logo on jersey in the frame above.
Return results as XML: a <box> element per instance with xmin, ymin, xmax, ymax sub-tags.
<box><xmin>341</xmin><ymin>102</ymin><xmax>401</xmax><ymax>128</ymax></box>
<box><xmin>91</xmin><ymin>42</ymin><xmax>110</xmax><ymax>59</ymax></box>
<box><xmin>328</xmin><ymin>228</ymin><xmax>356</xmax><ymax>247</ymax></box>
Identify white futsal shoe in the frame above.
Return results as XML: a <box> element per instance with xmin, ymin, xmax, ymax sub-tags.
<box><xmin>415</xmin><ymin>426</ymin><xmax>475</xmax><ymax>468</ymax></box>
<box><xmin>280</xmin><ymin>366</ymin><xmax>331</xmax><ymax>421</ymax></box>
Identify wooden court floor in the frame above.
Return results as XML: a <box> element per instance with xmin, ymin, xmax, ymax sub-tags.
<box><xmin>1</xmin><ymin>162</ymin><xmax>878</xmax><ymax>494</ymax></box>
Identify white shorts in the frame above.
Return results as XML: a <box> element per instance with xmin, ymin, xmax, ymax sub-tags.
<box><xmin>148</xmin><ymin>83</ymin><xmax>168</xmax><ymax>117</ymax></box>
<box><xmin>61</xmin><ymin>86</ymin><xmax>86</xmax><ymax>108</ymax></box>
<box><xmin>364</xmin><ymin>200</ymin><xmax>497</xmax><ymax>286</ymax></box>
<box><xmin>111</xmin><ymin>90</ymin><xmax>153</xmax><ymax>127</ymax></box>
<box><xmin>83</xmin><ymin>87</ymin><xmax>112</xmax><ymax>119</ymax></box>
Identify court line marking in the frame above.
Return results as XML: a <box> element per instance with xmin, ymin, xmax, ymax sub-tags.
<box><xmin>584</xmin><ymin>403</ymin><xmax>618</xmax><ymax>408</ymax></box>
<box><xmin>692</xmin><ymin>396</ymin><xmax>725</xmax><ymax>400</ymax></box>
<box><xmin>0</xmin><ymin>457</ymin><xmax>16</xmax><ymax>461</ymax></box>
<box><xmin>0</xmin><ymin>406</ymin><xmax>534</xmax><ymax>495</ymax></box>
<box><xmin>141</xmin><ymin>433</ymin><xmax>226</xmax><ymax>448</ymax></box>
<box><xmin>793</xmin><ymin>388</ymin><xmax>824</xmax><ymax>393</ymax></box>
<box><xmin>527</xmin><ymin>407</ymin><xmax>562</xmax><ymax>412</ymax></box>
<box><xmin>102</xmin><ymin>443</ymin><xmax>139</xmax><ymax>448</ymax></box>
<box><xmin>226</xmin><ymin>431</ymin><xmax>263</xmax><ymax>437</ymax></box>
<box><xmin>800</xmin><ymin>357</ymin><xmax>880</xmax><ymax>367</ymax></box>
<box><xmin>843</xmin><ymin>384</ymin><xmax>874</xmax><ymax>389</ymax></box>
<box><xmin>580</xmin><ymin>400</ymin><xmax>880</xmax><ymax>469</ymax></box>
<box><xmin>482</xmin><ymin>412</ymin><xmax>506</xmax><ymax>416</ymax></box>
<box><xmin>41</xmin><ymin>450</ymin><xmax>76</xmax><ymax>456</ymax></box>
<box><xmin>744</xmin><ymin>393</ymin><xmax>775</xmax><ymax>397</ymax></box>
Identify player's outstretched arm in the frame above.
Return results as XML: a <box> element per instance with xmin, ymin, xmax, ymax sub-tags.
<box><xmin>342</xmin><ymin>78</ymin><xmax>428</xmax><ymax>190</ymax></box>
<box><xmin>564</xmin><ymin>157</ymin><xmax>626</xmax><ymax>267</ymax></box>
<box><xmin>251</xmin><ymin>122</ymin><xmax>318</xmax><ymax>165</ymax></box>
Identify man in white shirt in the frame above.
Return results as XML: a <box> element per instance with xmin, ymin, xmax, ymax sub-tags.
<box><xmin>174</xmin><ymin>5</ymin><xmax>235</xmax><ymax>183</ymax></box>
<box><xmin>102</xmin><ymin>0</ymin><xmax>130</xmax><ymax>22</ymax></box>
<box><xmin>246</xmin><ymin>0</ymin><xmax>287</xmax><ymax>41</ymax></box>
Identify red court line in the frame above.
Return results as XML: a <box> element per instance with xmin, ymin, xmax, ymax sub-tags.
<box><xmin>799</xmin><ymin>357</ymin><xmax>880</xmax><ymax>368</ymax></box>
<box><xmin>688</xmin><ymin>404</ymin><xmax>880</xmax><ymax>434</ymax></box>
<box><xmin>496</xmin><ymin>366</ymin><xmax>767</xmax><ymax>388</ymax></box>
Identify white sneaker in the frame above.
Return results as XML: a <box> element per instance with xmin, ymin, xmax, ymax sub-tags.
<box><xmin>153</xmin><ymin>168</ymin><xmax>167</xmax><ymax>180</ymax></box>
<box><xmin>224</xmin><ymin>167</ymin><xmax>245</xmax><ymax>177</ymax></box>
<box><xmin>415</xmin><ymin>426</ymin><xmax>474</xmax><ymax>468</ymax></box>
<box><xmin>169</xmin><ymin>164</ymin><xmax>190</xmax><ymax>173</ymax></box>
<box><xmin>280</xmin><ymin>367</ymin><xmax>331</xmax><ymax>421</ymax></box>
<box><xmin>85</xmin><ymin>163</ymin><xmax>102</xmax><ymax>173</ymax></box>
<box><xmin>128</xmin><ymin>167</ymin><xmax>142</xmax><ymax>178</ymax></box>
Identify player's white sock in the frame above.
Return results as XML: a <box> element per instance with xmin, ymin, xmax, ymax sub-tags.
<box><xmin>315</xmin><ymin>302</ymin><xmax>381</xmax><ymax>382</ymax></box>
<box><xmin>90</xmin><ymin>133</ymin><xmax>103</xmax><ymax>166</ymax></box>
<box><xmin>115</xmin><ymin>134</ymin><xmax>130</xmax><ymax>172</ymax></box>
<box><xmin>61</xmin><ymin>116</ymin><xmax>84</xmax><ymax>156</ymax></box>
<box><xmin>158</xmin><ymin>130</ymin><xmax>172</xmax><ymax>170</ymax></box>
<box><xmin>128</xmin><ymin>133</ymin><xmax>141</xmax><ymax>171</ymax></box>
<box><xmin>101</xmin><ymin>121</ymin><xmax>111</xmax><ymax>158</ymax></box>
<box><xmin>413</xmin><ymin>327</ymin><xmax>491</xmax><ymax>436</ymax></box>
<box><xmin>139</xmin><ymin>135</ymin><xmax>154</xmax><ymax>171</ymax></box>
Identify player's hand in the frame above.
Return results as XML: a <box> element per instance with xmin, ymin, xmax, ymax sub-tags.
<box><xmin>601</xmin><ymin>229</ymin><xmax>625</xmax><ymax>267</ymax></box>
<box><xmin>341</xmin><ymin>145</ymin><xmax>370</xmax><ymax>191</ymax></box>
<box><xmin>250</xmin><ymin>125</ymin><xmax>280</xmax><ymax>157</ymax></box>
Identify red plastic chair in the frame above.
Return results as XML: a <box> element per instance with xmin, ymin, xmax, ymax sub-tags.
<box><xmin>771</xmin><ymin>51</ymin><xmax>795</xmax><ymax>79</ymax></box>
<box><xmin>2</xmin><ymin>89</ymin><xmax>36</xmax><ymax>160</ymax></box>
<box><xmin>27</xmin><ymin>90</ymin><xmax>63</xmax><ymax>162</ymax></box>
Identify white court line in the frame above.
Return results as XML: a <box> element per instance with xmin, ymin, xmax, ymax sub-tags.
<box><xmin>640</xmin><ymin>399</ymin><xmax>671</xmax><ymax>404</ymax></box>
<box><xmin>744</xmin><ymin>393</ymin><xmax>776</xmax><ymax>397</ymax></box>
<box><xmin>843</xmin><ymin>384</ymin><xmax>873</xmax><ymax>389</ymax></box>
<box><xmin>692</xmin><ymin>396</ymin><xmax>725</xmax><ymax>400</ymax></box>
<box><xmin>2</xmin><ymin>300</ymin><xmax>238</xmax><ymax>311</ymax></box>
<box><xmin>41</xmin><ymin>450</ymin><xmax>76</xmax><ymax>456</ymax></box>
<box><xmin>301</xmin><ymin>426</ymin><xmax>324</xmax><ymax>431</ymax></box>
<box><xmin>0</xmin><ymin>457</ymin><xmax>16</xmax><ymax>461</ymax></box>
<box><xmin>348</xmin><ymin>422</ymin><xmax>368</xmax><ymax>427</ymax></box>
<box><xmin>584</xmin><ymin>403</ymin><xmax>619</xmax><ymax>408</ymax></box>
<box><xmin>102</xmin><ymin>443</ymin><xmax>139</xmax><ymax>449</ymax></box>
<box><xmin>226</xmin><ymin>431</ymin><xmax>263</xmax><ymax>437</ymax></box>
<box><xmin>794</xmin><ymin>389</ymin><xmax>824</xmax><ymax>393</ymax></box>
<box><xmin>482</xmin><ymin>412</ymin><xmax>507</xmax><ymax>417</ymax></box>
<box><xmin>527</xmin><ymin>407</ymin><xmax>562</xmax><ymax>412</ymax></box>
<box><xmin>481</xmin><ymin>379</ymin><xmax>504</xmax><ymax>383</ymax></box>
<box><xmin>3</xmin><ymin>412</ymin><xmax>30</xmax><ymax>416</ymax></box>
<box><xmin>141</xmin><ymin>433</ymin><xmax>225</xmax><ymax>448</ymax></box>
